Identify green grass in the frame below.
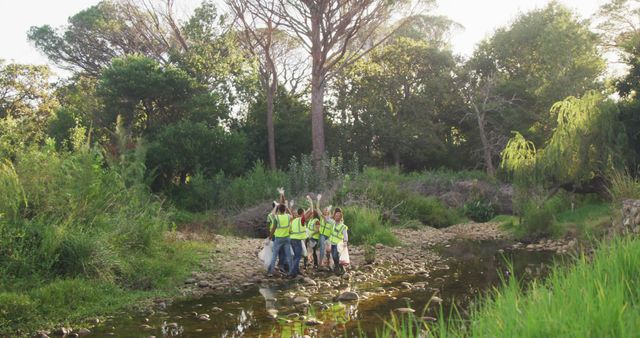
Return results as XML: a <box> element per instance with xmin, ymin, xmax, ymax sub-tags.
<box><xmin>494</xmin><ymin>201</ymin><xmax>612</xmax><ymax>239</ymax></box>
<box><xmin>338</xmin><ymin>168</ymin><xmax>462</xmax><ymax>228</ymax></box>
<box><xmin>0</xmin><ymin>145</ymin><xmax>210</xmax><ymax>335</ymax></box>
<box><xmin>377</xmin><ymin>236</ymin><xmax>640</xmax><ymax>337</ymax></box>
<box><xmin>343</xmin><ymin>206</ymin><xmax>400</xmax><ymax>246</ymax></box>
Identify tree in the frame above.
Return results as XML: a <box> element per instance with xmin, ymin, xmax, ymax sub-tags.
<box><xmin>594</xmin><ymin>1</ymin><xmax>640</xmax><ymax>167</ymax></box>
<box><xmin>501</xmin><ymin>91</ymin><xmax>627</xmax><ymax>197</ymax></box>
<box><xmin>227</xmin><ymin>0</ymin><xmax>302</xmax><ymax>170</ymax></box>
<box><xmin>473</xmin><ymin>3</ymin><xmax>605</xmax><ymax>145</ymax></box>
<box><xmin>243</xmin><ymin>88</ymin><xmax>311</xmax><ymax>168</ymax></box>
<box><xmin>0</xmin><ymin>61</ymin><xmax>58</xmax><ymax>158</ymax></box>
<box><xmin>146</xmin><ymin>120</ymin><xmax>247</xmax><ymax>189</ymax></box>
<box><xmin>28</xmin><ymin>0</ymin><xmax>187</xmax><ymax>76</ymax></box>
<box><xmin>260</xmin><ymin>0</ymin><xmax>423</xmax><ymax>171</ymax></box>
<box><xmin>332</xmin><ymin>36</ymin><xmax>460</xmax><ymax>169</ymax></box>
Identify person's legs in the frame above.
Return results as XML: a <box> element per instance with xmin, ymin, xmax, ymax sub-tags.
<box><xmin>290</xmin><ymin>239</ymin><xmax>303</xmax><ymax>277</ymax></box>
<box><xmin>303</xmin><ymin>239</ymin><xmax>308</xmax><ymax>269</ymax></box>
<box><xmin>331</xmin><ymin>244</ymin><xmax>340</xmax><ymax>271</ymax></box>
<box><xmin>310</xmin><ymin>239</ymin><xmax>319</xmax><ymax>268</ymax></box>
<box><xmin>283</xmin><ymin>238</ymin><xmax>293</xmax><ymax>274</ymax></box>
<box><xmin>278</xmin><ymin>245</ymin><xmax>287</xmax><ymax>271</ymax></box>
<box><xmin>318</xmin><ymin>235</ymin><xmax>327</xmax><ymax>264</ymax></box>
<box><xmin>268</xmin><ymin>237</ymin><xmax>284</xmax><ymax>274</ymax></box>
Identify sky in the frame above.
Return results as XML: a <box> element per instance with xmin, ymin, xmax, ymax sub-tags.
<box><xmin>0</xmin><ymin>0</ymin><xmax>607</xmax><ymax>74</ymax></box>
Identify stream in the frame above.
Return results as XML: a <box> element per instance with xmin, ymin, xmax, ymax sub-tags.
<box><xmin>87</xmin><ymin>239</ymin><xmax>563</xmax><ymax>337</ymax></box>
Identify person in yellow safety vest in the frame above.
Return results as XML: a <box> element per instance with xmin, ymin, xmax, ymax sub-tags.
<box><xmin>316</xmin><ymin>194</ymin><xmax>334</xmax><ymax>269</ymax></box>
<box><xmin>289</xmin><ymin>207</ymin><xmax>307</xmax><ymax>278</ymax></box>
<box><xmin>330</xmin><ymin>208</ymin><xmax>348</xmax><ymax>275</ymax></box>
<box><xmin>307</xmin><ymin>209</ymin><xmax>321</xmax><ymax>269</ymax></box>
<box><xmin>267</xmin><ymin>204</ymin><xmax>293</xmax><ymax>277</ymax></box>
<box><xmin>267</xmin><ymin>201</ymin><xmax>288</xmax><ymax>272</ymax></box>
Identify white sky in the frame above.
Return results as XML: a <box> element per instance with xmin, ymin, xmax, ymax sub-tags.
<box><xmin>0</xmin><ymin>0</ymin><xmax>607</xmax><ymax>74</ymax></box>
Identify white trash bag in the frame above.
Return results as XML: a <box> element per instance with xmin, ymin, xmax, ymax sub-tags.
<box><xmin>258</xmin><ymin>238</ymin><xmax>274</xmax><ymax>269</ymax></box>
<box><xmin>338</xmin><ymin>243</ymin><xmax>350</xmax><ymax>266</ymax></box>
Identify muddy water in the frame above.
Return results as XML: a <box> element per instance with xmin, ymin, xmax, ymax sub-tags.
<box><xmin>91</xmin><ymin>240</ymin><xmax>562</xmax><ymax>337</ymax></box>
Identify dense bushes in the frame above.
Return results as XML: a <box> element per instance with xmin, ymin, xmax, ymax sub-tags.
<box><xmin>343</xmin><ymin>206</ymin><xmax>399</xmax><ymax>246</ymax></box>
<box><xmin>0</xmin><ymin>142</ymin><xmax>204</xmax><ymax>333</ymax></box>
<box><xmin>170</xmin><ymin>153</ymin><xmax>359</xmax><ymax>212</ymax></box>
<box><xmin>339</xmin><ymin>168</ymin><xmax>460</xmax><ymax>228</ymax></box>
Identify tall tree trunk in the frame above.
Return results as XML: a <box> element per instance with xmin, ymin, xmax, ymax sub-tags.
<box><xmin>266</xmin><ymin>74</ymin><xmax>277</xmax><ymax>170</ymax></box>
<box><xmin>475</xmin><ymin>110</ymin><xmax>495</xmax><ymax>177</ymax></box>
<box><xmin>310</xmin><ymin>68</ymin><xmax>326</xmax><ymax>174</ymax></box>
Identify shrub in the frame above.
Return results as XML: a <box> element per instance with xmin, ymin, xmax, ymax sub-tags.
<box><xmin>464</xmin><ymin>199</ymin><xmax>496</xmax><ymax>222</ymax></box>
<box><xmin>364</xmin><ymin>244</ymin><xmax>376</xmax><ymax>264</ymax></box>
<box><xmin>520</xmin><ymin>200</ymin><xmax>561</xmax><ymax>239</ymax></box>
<box><xmin>402</xmin><ymin>195</ymin><xmax>457</xmax><ymax>228</ymax></box>
<box><xmin>343</xmin><ymin>206</ymin><xmax>399</xmax><ymax>246</ymax></box>
<box><xmin>607</xmin><ymin>169</ymin><xmax>640</xmax><ymax>203</ymax></box>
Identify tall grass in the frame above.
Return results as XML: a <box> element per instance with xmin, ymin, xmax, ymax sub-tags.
<box><xmin>338</xmin><ymin>168</ymin><xmax>460</xmax><ymax>228</ymax></box>
<box><xmin>377</xmin><ymin>236</ymin><xmax>640</xmax><ymax>337</ymax></box>
<box><xmin>343</xmin><ymin>206</ymin><xmax>399</xmax><ymax>246</ymax></box>
<box><xmin>0</xmin><ymin>142</ymin><xmax>206</xmax><ymax>334</ymax></box>
<box><xmin>607</xmin><ymin>169</ymin><xmax>640</xmax><ymax>203</ymax></box>
<box><xmin>171</xmin><ymin>153</ymin><xmax>359</xmax><ymax>212</ymax></box>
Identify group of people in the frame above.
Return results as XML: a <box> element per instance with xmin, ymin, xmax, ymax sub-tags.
<box><xmin>266</xmin><ymin>188</ymin><xmax>348</xmax><ymax>278</ymax></box>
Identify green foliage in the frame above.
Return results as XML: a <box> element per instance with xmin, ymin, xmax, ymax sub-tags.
<box><xmin>221</xmin><ymin>162</ymin><xmax>288</xmax><ymax>211</ymax></box>
<box><xmin>342</xmin><ymin>206</ymin><xmax>399</xmax><ymax>246</ymax></box>
<box><xmin>332</xmin><ymin>35</ymin><xmax>465</xmax><ymax>170</ymax></box>
<box><xmin>607</xmin><ymin>169</ymin><xmax>640</xmax><ymax>203</ymax></box>
<box><xmin>463</xmin><ymin>199</ymin><xmax>496</xmax><ymax>223</ymax></box>
<box><xmin>146</xmin><ymin>120</ymin><xmax>247</xmax><ymax>189</ymax></box>
<box><xmin>342</xmin><ymin>168</ymin><xmax>460</xmax><ymax>228</ymax></box>
<box><xmin>0</xmin><ymin>143</ymin><xmax>206</xmax><ymax>333</ymax></box>
<box><xmin>502</xmin><ymin>92</ymin><xmax>627</xmax><ymax>197</ymax></box>
<box><xmin>97</xmin><ymin>55</ymin><xmax>208</xmax><ymax>134</ymax></box>
<box><xmin>243</xmin><ymin>89</ymin><xmax>311</xmax><ymax>169</ymax></box>
<box><xmin>364</xmin><ymin>244</ymin><xmax>376</xmax><ymax>264</ymax></box>
<box><xmin>431</xmin><ymin>237</ymin><xmax>640</xmax><ymax>337</ymax></box>
<box><xmin>472</xmin><ymin>3</ymin><xmax>604</xmax><ymax>144</ymax></box>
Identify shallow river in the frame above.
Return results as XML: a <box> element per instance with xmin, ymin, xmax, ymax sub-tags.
<box><xmin>90</xmin><ymin>240</ymin><xmax>562</xmax><ymax>337</ymax></box>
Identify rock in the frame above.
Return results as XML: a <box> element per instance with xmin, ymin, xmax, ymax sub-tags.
<box><xmin>52</xmin><ymin>327</ymin><xmax>70</xmax><ymax>336</ymax></box>
<box><xmin>211</xmin><ymin>307</ymin><xmax>223</xmax><ymax>312</ymax></box>
<box><xmin>400</xmin><ymin>282</ymin><xmax>413</xmax><ymax>289</ymax></box>
<box><xmin>422</xmin><ymin>316</ymin><xmax>438</xmax><ymax>323</ymax></box>
<box><xmin>375</xmin><ymin>243</ymin><xmax>385</xmax><ymax>249</ymax></box>
<box><xmin>32</xmin><ymin>332</ymin><xmax>49</xmax><ymax>338</ymax></box>
<box><xmin>394</xmin><ymin>307</ymin><xmax>415</xmax><ymax>314</ymax></box>
<box><xmin>87</xmin><ymin>318</ymin><xmax>100</xmax><ymax>324</ymax></box>
<box><xmin>68</xmin><ymin>333</ymin><xmax>79</xmax><ymax>338</ymax></box>
<box><xmin>430</xmin><ymin>296</ymin><xmax>443</xmax><ymax>304</ymax></box>
<box><xmin>198</xmin><ymin>280</ymin><xmax>210</xmax><ymax>288</ymax></box>
<box><xmin>267</xmin><ymin>309</ymin><xmax>279</xmax><ymax>318</ymax></box>
<box><xmin>198</xmin><ymin>314</ymin><xmax>211</xmax><ymax>321</ymax></box>
<box><xmin>185</xmin><ymin>278</ymin><xmax>196</xmax><ymax>284</ymax></box>
<box><xmin>336</xmin><ymin>291</ymin><xmax>359</xmax><ymax>301</ymax></box>
<box><xmin>77</xmin><ymin>328</ymin><xmax>91</xmax><ymax>336</ymax></box>
<box><xmin>287</xmin><ymin>313</ymin><xmax>300</xmax><ymax>318</ymax></box>
<box><xmin>140</xmin><ymin>324</ymin><xmax>153</xmax><ymax>330</ymax></box>
<box><xmin>305</xmin><ymin>318</ymin><xmax>324</xmax><ymax>326</ymax></box>
<box><xmin>165</xmin><ymin>322</ymin><xmax>179</xmax><ymax>329</ymax></box>
<box><xmin>294</xmin><ymin>296</ymin><xmax>309</xmax><ymax>304</ymax></box>
<box><xmin>303</xmin><ymin>277</ymin><xmax>317</xmax><ymax>286</ymax></box>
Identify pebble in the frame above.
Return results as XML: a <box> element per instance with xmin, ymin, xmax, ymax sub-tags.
<box><xmin>305</xmin><ymin>318</ymin><xmax>324</xmax><ymax>326</ymax></box>
<box><xmin>294</xmin><ymin>296</ymin><xmax>309</xmax><ymax>304</ymax></box>
<box><xmin>394</xmin><ymin>307</ymin><xmax>415</xmax><ymax>314</ymax></box>
<box><xmin>430</xmin><ymin>296</ymin><xmax>443</xmax><ymax>304</ymax></box>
